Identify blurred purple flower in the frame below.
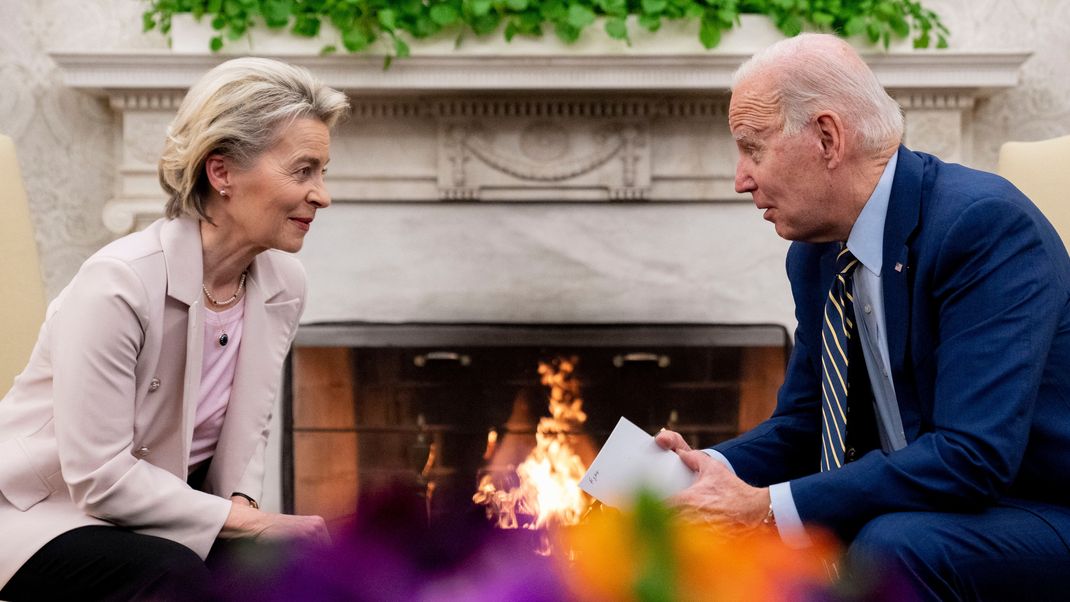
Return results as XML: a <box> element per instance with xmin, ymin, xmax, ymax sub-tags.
<box><xmin>208</xmin><ymin>485</ymin><xmax>568</xmax><ymax>602</ymax></box>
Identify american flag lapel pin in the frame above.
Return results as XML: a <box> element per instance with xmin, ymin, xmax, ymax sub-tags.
<box><xmin>894</xmin><ymin>262</ymin><xmax>904</xmax><ymax>272</ymax></box>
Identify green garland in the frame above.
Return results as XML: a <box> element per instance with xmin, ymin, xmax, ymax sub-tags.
<box><xmin>142</xmin><ymin>0</ymin><xmax>949</xmax><ymax>59</ymax></box>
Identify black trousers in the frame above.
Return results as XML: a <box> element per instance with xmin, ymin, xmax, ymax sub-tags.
<box><xmin>0</xmin><ymin>525</ymin><xmax>213</xmax><ymax>601</ymax></box>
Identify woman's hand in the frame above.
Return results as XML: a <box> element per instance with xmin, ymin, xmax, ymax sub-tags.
<box><xmin>220</xmin><ymin>497</ymin><xmax>331</xmax><ymax>545</ymax></box>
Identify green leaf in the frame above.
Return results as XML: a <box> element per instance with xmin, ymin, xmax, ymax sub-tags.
<box><xmin>395</xmin><ymin>37</ymin><xmax>411</xmax><ymax>57</ymax></box>
<box><xmin>638</xmin><ymin>12</ymin><xmax>661</xmax><ymax>31</ymax></box>
<box><xmin>598</xmin><ymin>0</ymin><xmax>627</xmax><ymax>17</ymax></box>
<box><xmin>811</xmin><ymin>11</ymin><xmax>833</xmax><ymax>28</ymax></box>
<box><xmin>328</xmin><ymin>2</ymin><xmax>357</xmax><ymax>26</ymax></box>
<box><xmin>698</xmin><ymin>16</ymin><xmax>720</xmax><ymax>48</ymax></box>
<box><xmin>378</xmin><ymin>8</ymin><xmax>397</xmax><ymax>30</ymax></box>
<box><xmin>399</xmin><ymin>0</ymin><xmax>424</xmax><ymax>17</ymax></box>
<box><xmin>430</xmin><ymin>4</ymin><xmax>460</xmax><ymax>25</ymax></box>
<box><xmin>471</xmin><ymin>12</ymin><xmax>501</xmax><ymax>33</ymax></box>
<box><xmin>844</xmin><ymin>15</ymin><xmax>865</xmax><ymax>36</ymax></box>
<box><xmin>554</xmin><ymin>21</ymin><xmax>581</xmax><ymax>43</ymax></box>
<box><xmin>328</xmin><ymin>6</ymin><xmax>355</xmax><ymax>30</ymax></box>
<box><xmin>262</xmin><ymin>0</ymin><xmax>292</xmax><ymax>27</ymax></box>
<box><xmin>211</xmin><ymin>15</ymin><xmax>226</xmax><ymax>30</ymax></box>
<box><xmin>466</xmin><ymin>0</ymin><xmax>493</xmax><ymax>17</ymax></box>
<box><xmin>566</xmin><ymin>3</ymin><xmax>595</xmax><ymax>28</ymax></box>
<box><xmin>292</xmin><ymin>15</ymin><xmax>321</xmax><ymax>36</ymax></box>
<box><xmin>142</xmin><ymin>12</ymin><xmax>157</xmax><ymax>32</ymax></box>
<box><xmin>641</xmin><ymin>0</ymin><xmax>667</xmax><ymax>14</ymax></box>
<box><xmin>539</xmin><ymin>0</ymin><xmax>568</xmax><ymax>20</ymax></box>
<box><xmin>779</xmin><ymin>13</ymin><xmax>803</xmax><ymax>36</ymax></box>
<box><xmin>889</xmin><ymin>13</ymin><xmax>909</xmax><ymax>37</ymax></box>
<box><xmin>866</xmin><ymin>22</ymin><xmax>880</xmax><ymax>43</ymax></box>
<box><xmin>517</xmin><ymin>11</ymin><xmax>544</xmax><ymax>33</ymax></box>
<box><xmin>341</xmin><ymin>26</ymin><xmax>371</xmax><ymax>51</ymax></box>
<box><xmin>506</xmin><ymin>0</ymin><xmax>529</xmax><ymax>11</ymax></box>
<box><xmin>605</xmin><ymin>16</ymin><xmax>628</xmax><ymax>39</ymax></box>
<box><xmin>210</xmin><ymin>35</ymin><xmax>224</xmax><ymax>51</ymax></box>
<box><xmin>412</xmin><ymin>16</ymin><xmax>440</xmax><ymax>37</ymax></box>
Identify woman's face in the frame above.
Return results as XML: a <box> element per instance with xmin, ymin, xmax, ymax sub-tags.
<box><xmin>224</xmin><ymin>117</ymin><xmax>332</xmax><ymax>253</ymax></box>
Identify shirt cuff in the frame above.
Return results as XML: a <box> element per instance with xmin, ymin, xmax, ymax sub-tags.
<box><xmin>700</xmin><ymin>448</ymin><xmax>737</xmax><ymax>476</ymax></box>
<box><xmin>769</xmin><ymin>482</ymin><xmax>813</xmax><ymax>549</ymax></box>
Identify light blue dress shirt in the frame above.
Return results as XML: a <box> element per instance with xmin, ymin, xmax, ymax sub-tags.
<box><xmin>705</xmin><ymin>153</ymin><xmax>906</xmax><ymax>547</ymax></box>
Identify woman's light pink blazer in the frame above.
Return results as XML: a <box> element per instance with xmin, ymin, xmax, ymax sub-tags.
<box><xmin>0</xmin><ymin>217</ymin><xmax>306</xmax><ymax>587</ymax></box>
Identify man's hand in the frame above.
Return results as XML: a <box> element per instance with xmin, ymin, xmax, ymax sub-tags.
<box><xmin>655</xmin><ymin>429</ymin><xmax>770</xmax><ymax>532</ymax></box>
<box><xmin>654</xmin><ymin>428</ymin><xmax>693</xmax><ymax>454</ymax></box>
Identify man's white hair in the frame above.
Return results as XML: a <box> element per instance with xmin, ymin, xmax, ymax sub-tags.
<box><xmin>732</xmin><ymin>33</ymin><xmax>904</xmax><ymax>154</ymax></box>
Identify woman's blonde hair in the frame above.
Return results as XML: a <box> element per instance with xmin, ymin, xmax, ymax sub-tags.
<box><xmin>159</xmin><ymin>57</ymin><xmax>349</xmax><ymax>220</ymax></box>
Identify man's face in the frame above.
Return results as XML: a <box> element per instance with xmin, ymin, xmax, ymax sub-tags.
<box><xmin>729</xmin><ymin>75</ymin><xmax>840</xmax><ymax>242</ymax></box>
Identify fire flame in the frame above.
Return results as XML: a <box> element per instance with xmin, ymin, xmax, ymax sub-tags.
<box><xmin>473</xmin><ymin>357</ymin><xmax>592</xmax><ymax>552</ymax></box>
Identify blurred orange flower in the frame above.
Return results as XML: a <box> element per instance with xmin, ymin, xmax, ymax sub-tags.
<box><xmin>556</xmin><ymin>492</ymin><xmax>840</xmax><ymax>602</ymax></box>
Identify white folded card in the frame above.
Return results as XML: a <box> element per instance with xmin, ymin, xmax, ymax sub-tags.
<box><xmin>579</xmin><ymin>416</ymin><xmax>697</xmax><ymax>509</ymax></box>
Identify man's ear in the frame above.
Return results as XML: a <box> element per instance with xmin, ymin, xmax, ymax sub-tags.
<box><xmin>814</xmin><ymin>112</ymin><xmax>846</xmax><ymax>169</ymax></box>
<box><xmin>204</xmin><ymin>154</ymin><xmax>231</xmax><ymax>194</ymax></box>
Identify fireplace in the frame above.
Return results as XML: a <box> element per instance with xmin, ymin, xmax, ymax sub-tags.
<box><xmin>283</xmin><ymin>323</ymin><xmax>788</xmax><ymax>521</ymax></box>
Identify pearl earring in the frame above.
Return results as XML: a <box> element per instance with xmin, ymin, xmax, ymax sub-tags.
<box><xmin>219</xmin><ymin>189</ymin><xmax>227</xmax><ymax>197</ymax></box>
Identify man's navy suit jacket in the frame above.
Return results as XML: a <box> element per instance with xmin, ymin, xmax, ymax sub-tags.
<box><xmin>714</xmin><ymin>146</ymin><xmax>1070</xmax><ymax>539</ymax></box>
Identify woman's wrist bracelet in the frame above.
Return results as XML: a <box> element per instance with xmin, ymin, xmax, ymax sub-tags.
<box><xmin>231</xmin><ymin>492</ymin><xmax>259</xmax><ymax>509</ymax></box>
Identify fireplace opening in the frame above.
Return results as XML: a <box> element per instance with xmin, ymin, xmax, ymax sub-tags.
<box><xmin>282</xmin><ymin>323</ymin><xmax>789</xmax><ymax>529</ymax></box>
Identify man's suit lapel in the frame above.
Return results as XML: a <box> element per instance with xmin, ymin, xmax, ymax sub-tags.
<box><xmin>882</xmin><ymin>146</ymin><xmax>924</xmax><ymax>436</ymax></box>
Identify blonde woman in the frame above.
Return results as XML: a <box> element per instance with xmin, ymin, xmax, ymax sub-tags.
<box><xmin>0</xmin><ymin>57</ymin><xmax>349</xmax><ymax>599</ymax></box>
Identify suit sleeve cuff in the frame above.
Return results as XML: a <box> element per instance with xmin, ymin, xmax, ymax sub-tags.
<box><xmin>769</xmin><ymin>482</ymin><xmax>813</xmax><ymax>549</ymax></box>
<box><xmin>701</xmin><ymin>448</ymin><xmax>736</xmax><ymax>476</ymax></box>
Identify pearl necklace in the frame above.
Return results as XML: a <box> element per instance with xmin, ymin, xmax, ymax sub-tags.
<box><xmin>202</xmin><ymin>271</ymin><xmax>247</xmax><ymax>307</ymax></box>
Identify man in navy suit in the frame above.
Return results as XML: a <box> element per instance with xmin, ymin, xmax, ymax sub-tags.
<box><xmin>656</xmin><ymin>33</ymin><xmax>1070</xmax><ymax>600</ymax></box>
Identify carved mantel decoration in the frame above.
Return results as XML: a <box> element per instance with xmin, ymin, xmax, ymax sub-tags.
<box><xmin>52</xmin><ymin>51</ymin><xmax>1029</xmax><ymax>235</ymax></box>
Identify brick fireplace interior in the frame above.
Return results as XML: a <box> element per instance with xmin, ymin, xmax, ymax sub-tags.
<box><xmin>284</xmin><ymin>323</ymin><xmax>787</xmax><ymax>522</ymax></box>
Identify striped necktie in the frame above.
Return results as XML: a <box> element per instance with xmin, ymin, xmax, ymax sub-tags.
<box><xmin>820</xmin><ymin>245</ymin><xmax>859</xmax><ymax>472</ymax></box>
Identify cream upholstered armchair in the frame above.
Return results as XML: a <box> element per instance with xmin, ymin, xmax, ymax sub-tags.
<box><xmin>0</xmin><ymin>134</ymin><xmax>46</xmax><ymax>396</ymax></box>
<box><xmin>998</xmin><ymin>134</ymin><xmax>1070</xmax><ymax>249</ymax></box>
